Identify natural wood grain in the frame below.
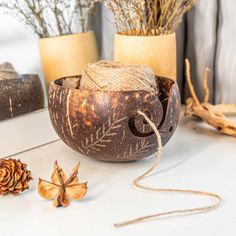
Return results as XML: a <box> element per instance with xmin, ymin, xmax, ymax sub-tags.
<box><xmin>39</xmin><ymin>31</ymin><xmax>99</xmax><ymax>89</ymax></box>
<box><xmin>114</xmin><ymin>33</ymin><xmax>177</xmax><ymax>81</ymax></box>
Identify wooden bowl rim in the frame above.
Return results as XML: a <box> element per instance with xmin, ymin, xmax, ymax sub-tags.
<box><xmin>0</xmin><ymin>74</ymin><xmax>40</xmax><ymax>84</ymax></box>
<box><xmin>50</xmin><ymin>75</ymin><xmax>177</xmax><ymax>94</ymax></box>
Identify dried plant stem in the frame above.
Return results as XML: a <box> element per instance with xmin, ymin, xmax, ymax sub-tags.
<box><xmin>203</xmin><ymin>68</ymin><xmax>210</xmax><ymax>103</ymax></box>
<box><xmin>185</xmin><ymin>59</ymin><xmax>236</xmax><ymax>137</ymax></box>
<box><xmin>103</xmin><ymin>0</ymin><xmax>197</xmax><ymax>36</ymax></box>
<box><xmin>185</xmin><ymin>58</ymin><xmax>201</xmax><ymax>106</ymax></box>
<box><xmin>0</xmin><ymin>0</ymin><xmax>97</xmax><ymax>38</ymax></box>
<box><xmin>114</xmin><ymin>110</ymin><xmax>222</xmax><ymax>228</ymax></box>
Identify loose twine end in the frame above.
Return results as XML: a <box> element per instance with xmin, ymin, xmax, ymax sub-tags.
<box><xmin>114</xmin><ymin>110</ymin><xmax>222</xmax><ymax>228</ymax></box>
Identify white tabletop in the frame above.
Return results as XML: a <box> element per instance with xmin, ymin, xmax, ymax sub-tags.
<box><xmin>0</xmin><ymin>109</ymin><xmax>235</xmax><ymax>236</ymax></box>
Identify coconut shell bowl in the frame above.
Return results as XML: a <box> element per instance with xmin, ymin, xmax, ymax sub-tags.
<box><xmin>48</xmin><ymin>76</ymin><xmax>180</xmax><ymax>162</ymax></box>
<box><xmin>0</xmin><ymin>75</ymin><xmax>44</xmax><ymax>121</ymax></box>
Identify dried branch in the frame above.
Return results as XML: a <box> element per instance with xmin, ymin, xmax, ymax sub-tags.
<box><xmin>203</xmin><ymin>67</ymin><xmax>210</xmax><ymax>103</ymax></box>
<box><xmin>101</xmin><ymin>0</ymin><xmax>197</xmax><ymax>36</ymax></box>
<box><xmin>185</xmin><ymin>59</ymin><xmax>236</xmax><ymax>137</ymax></box>
<box><xmin>0</xmin><ymin>0</ymin><xmax>98</xmax><ymax>38</ymax></box>
<box><xmin>185</xmin><ymin>59</ymin><xmax>201</xmax><ymax>106</ymax></box>
<box><xmin>214</xmin><ymin>104</ymin><xmax>236</xmax><ymax>115</ymax></box>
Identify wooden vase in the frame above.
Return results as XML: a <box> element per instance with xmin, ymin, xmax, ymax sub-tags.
<box><xmin>39</xmin><ymin>31</ymin><xmax>99</xmax><ymax>89</ymax></box>
<box><xmin>114</xmin><ymin>33</ymin><xmax>177</xmax><ymax>81</ymax></box>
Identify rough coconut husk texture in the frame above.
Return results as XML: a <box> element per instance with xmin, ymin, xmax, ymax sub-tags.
<box><xmin>185</xmin><ymin>59</ymin><xmax>236</xmax><ymax>137</ymax></box>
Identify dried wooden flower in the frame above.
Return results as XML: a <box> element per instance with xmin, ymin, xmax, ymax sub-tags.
<box><xmin>38</xmin><ymin>161</ymin><xmax>87</xmax><ymax>207</ymax></box>
<box><xmin>185</xmin><ymin>59</ymin><xmax>236</xmax><ymax>137</ymax></box>
<box><xmin>0</xmin><ymin>158</ymin><xmax>33</xmax><ymax>195</ymax></box>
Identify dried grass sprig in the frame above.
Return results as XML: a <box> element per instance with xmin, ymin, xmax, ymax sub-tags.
<box><xmin>0</xmin><ymin>0</ymin><xmax>98</xmax><ymax>38</ymax></box>
<box><xmin>102</xmin><ymin>0</ymin><xmax>197</xmax><ymax>36</ymax></box>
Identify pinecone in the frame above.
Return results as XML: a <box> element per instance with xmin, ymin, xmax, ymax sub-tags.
<box><xmin>0</xmin><ymin>158</ymin><xmax>32</xmax><ymax>195</ymax></box>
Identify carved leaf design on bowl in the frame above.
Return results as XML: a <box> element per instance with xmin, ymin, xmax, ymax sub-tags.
<box><xmin>81</xmin><ymin>110</ymin><xmax>127</xmax><ymax>155</ymax></box>
<box><xmin>117</xmin><ymin>138</ymin><xmax>155</xmax><ymax>161</ymax></box>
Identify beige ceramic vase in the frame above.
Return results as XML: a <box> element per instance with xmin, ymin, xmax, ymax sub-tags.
<box><xmin>114</xmin><ymin>33</ymin><xmax>177</xmax><ymax>81</ymax></box>
<box><xmin>39</xmin><ymin>31</ymin><xmax>99</xmax><ymax>89</ymax></box>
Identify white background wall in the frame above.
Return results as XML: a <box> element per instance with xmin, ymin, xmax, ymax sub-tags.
<box><xmin>0</xmin><ymin>13</ymin><xmax>42</xmax><ymax>81</ymax></box>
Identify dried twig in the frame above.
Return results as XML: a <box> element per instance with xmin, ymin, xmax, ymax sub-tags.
<box><xmin>0</xmin><ymin>0</ymin><xmax>98</xmax><ymax>38</ymax></box>
<box><xmin>101</xmin><ymin>0</ymin><xmax>197</xmax><ymax>36</ymax></box>
<box><xmin>185</xmin><ymin>59</ymin><xmax>236</xmax><ymax>137</ymax></box>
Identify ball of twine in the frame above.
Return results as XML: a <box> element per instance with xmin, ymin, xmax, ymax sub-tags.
<box><xmin>0</xmin><ymin>62</ymin><xmax>19</xmax><ymax>80</ymax></box>
<box><xmin>80</xmin><ymin>60</ymin><xmax>158</xmax><ymax>93</ymax></box>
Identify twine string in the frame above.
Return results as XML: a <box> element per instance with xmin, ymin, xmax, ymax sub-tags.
<box><xmin>79</xmin><ymin>61</ymin><xmax>158</xmax><ymax>92</ymax></box>
<box><xmin>114</xmin><ymin>110</ymin><xmax>222</xmax><ymax>228</ymax></box>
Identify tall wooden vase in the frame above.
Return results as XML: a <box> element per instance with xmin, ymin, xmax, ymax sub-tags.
<box><xmin>39</xmin><ymin>31</ymin><xmax>99</xmax><ymax>89</ymax></box>
<box><xmin>114</xmin><ymin>33</ymin><xmax>176</xmax><ymax>81</ymax></box>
